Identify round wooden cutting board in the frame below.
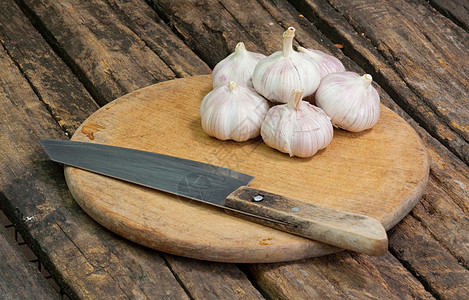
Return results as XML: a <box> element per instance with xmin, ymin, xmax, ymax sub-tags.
<box><xmin>65</xmin><ymin>75</ymin><xmax>429</xmax><ymax>263</ymax></box>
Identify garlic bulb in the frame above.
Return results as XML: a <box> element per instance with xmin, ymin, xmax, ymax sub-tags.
<box><xmin>252</xmin><ymin>27</ymin><xmax>321</xmax><ymax>103</ymax></box>
<box><xmin>212</xmin><ymin>42</ymin><xmax>266</xmax><ymax>88</ymax></box>
<box><xmin>201</xmin><ymin>81</ymin><xmax>269</xmax><ymax>141</ymax></box>
<box><xmin>298</xmin><ymin>46</ymin><xmax>345</xmax><ymax>78</ymax></box>
<box><xmin>315</xmin><ymin>72</ymin><xmax>380</xmax><ymax>132</ymax></box>
<box><xmin>261</xmin><ymin>89</ymin><xmax>333</xmax><ymax>158</ymax></box>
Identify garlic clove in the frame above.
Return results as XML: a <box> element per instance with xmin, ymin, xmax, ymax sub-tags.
<box><xmin>315</xmin><ymin>72</ymin><xmax>380</xmax><ymax>132</ymax></box>
<box><xmin>298</xmin><ymin>46</ymin><xmax>346</xmax><ymax>78</ymax></box>
<box><xmin>212</xmin><ymin>42</ymin><xmax>266</xmax><ymax>88</ymax></box>
<box><xmin>201</xmin><ymin>81</ymin><xmax>270</xmax><ymax>142</ymax></box>
<box><xmin>261</xmin><ymin>89</ymin><xmax>333</xmax><ymax>157</ymax></box>
<box><xmin>252</xmin><ymin>27</ymin><xmax>321</xmax><ymax>104</ymax></box>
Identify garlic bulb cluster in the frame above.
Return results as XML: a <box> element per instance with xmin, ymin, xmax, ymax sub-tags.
<box><xmin>201</xmin><ymin>25</ymin><xmax>381</xmax><ymax>158</ymax></box>
<box><xmin>200</xmin><ymin>81</ymin><xmax>269</xmax><ymax>141</ymax></box>
<box><xmin>252</xmin><ymin>27</ymin><xmax>321</xmax><ymax>103</ymax></box>
<box><xmin>261</xmin><ymin>89</ymin><xmax>333</xmax><ymax>158</ymax></box>
<box><xmin>315</xmin><ymin>72</ymin><xmax>380</xmax><ymax>132</ymax></box>
<box><xmin>212</xmin><ymin>42</ymin><xmax>266</xmax><ymax>88</ymax></box>
<box><xmin>298</xmin><ymin>46</ymin><xmax>345</xmax><ymax>78</ymax></box>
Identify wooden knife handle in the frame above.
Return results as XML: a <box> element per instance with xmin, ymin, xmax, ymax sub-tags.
<box><xmin>225</xmin><ymin>186</ymin><xmax>388</xmax><ymax>256</ymax></box>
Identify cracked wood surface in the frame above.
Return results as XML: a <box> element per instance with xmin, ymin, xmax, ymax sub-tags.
<box><xmin>428</xmin><ymin>0</ymin><xmax>469</xmax><ymax>31</ymax></box>
<box><xmin>0</xmin><ymin>0</ymin><xmax>468</xmax><ymax>298</ymax></box>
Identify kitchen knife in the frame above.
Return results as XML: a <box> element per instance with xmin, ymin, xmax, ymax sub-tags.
<box><xmin>40</xmin><ymin>139</ymin><xmax>388</xmax><ymax>256</ymax></box>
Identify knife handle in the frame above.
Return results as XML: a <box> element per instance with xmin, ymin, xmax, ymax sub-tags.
<box><xmin>225</xmin><ymin>186</ymin><xmax>387</xmax><ymax>256</ymax></box>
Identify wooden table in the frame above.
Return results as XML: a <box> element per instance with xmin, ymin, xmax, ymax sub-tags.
<box><xmin>0</xmin><ymin>0</ymin><xmax>467</xmax><ymax>298</ymax></box>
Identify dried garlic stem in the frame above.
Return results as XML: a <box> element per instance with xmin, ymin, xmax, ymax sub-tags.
<box><xmin>234</xmin><ymin>42</ymin><xmax>248</xmax><ymax>56</ymax></box>
<box><xmin>287</xmin><ymin>89</ymin><xmax>304</xmax><ymax>110</ymax></box>
<box><xmin>362</xmin><ymin>74</ymin><xmax>373</xmax><ymax>88</ymax></box>
<box><xmin>282</xmin><ymin>27</ymin><xmax>296</xmax><ymax>57</ymax></box>
<box><xmin>228</xmin><ymin>81</ymin><xmax>238</xmax><ymax>91</ymax></box>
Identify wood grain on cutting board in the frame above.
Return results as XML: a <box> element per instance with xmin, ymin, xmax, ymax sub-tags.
<box><xmin>65</xmin><ymin>75</ymin><xmax>429</xmax><ymax>263</ymax></box>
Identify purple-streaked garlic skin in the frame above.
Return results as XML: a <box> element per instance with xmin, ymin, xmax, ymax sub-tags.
<box><xmin>298</xmin><ymin>47</ymin><xmax>346</xmax><ymax>78</ymax></box>
<box><xmin>212</xmin><ymin>42</ymin><xmax>266</xmax><ymax>88</ymax></box>
<box><xmin>201</xmin><ymin>81</ymin><xmax>270</xmax><ymax>142</ymax></box>
<box><xmin>261</xmin><ymin>89</ymin><xmax>333</xmax><ymax>158</ymax></box>
<box><xmin>315</xmin><ymin>72</ymin><xmax>380</xmax><ymax>132</ymax></box>
<box><xmin>252</xmin><ymin>27</ymin><xmax>321</xmax><ymax>104</ymax></box>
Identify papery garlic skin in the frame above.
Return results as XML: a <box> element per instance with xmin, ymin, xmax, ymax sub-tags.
<box><xmin>212</xmin><ymin>42</ymin><xmax>266</xmax><ymax>88</ymax></box>
<box><xmin>201</xmin><ymin>81</ymin><xmax>270</xmax><ymax>141</ymax></box>
<box><xmin>298</xmin><ymin>46</ymin><xmax>345</xmax><ymax>78</ymax></box>
<box><xmin>252</xmin><ymin>27</ymin><xmax>321</xmax><ymax>103</ymax></box>
<box><xmin>261</xmin><ymin>89</ymin><xmax>333</xmax><ymax>158</ymax></box>
<box><xmin>315</xmin><ymin>72</ymin><xmax>380</xmax><ymax>132</ymax></box>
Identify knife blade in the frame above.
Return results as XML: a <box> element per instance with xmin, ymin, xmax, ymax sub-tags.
<box><xmin>40</xmin><ymin>139</ymin><xmax>387</xmax><ymax>256</ymax></box>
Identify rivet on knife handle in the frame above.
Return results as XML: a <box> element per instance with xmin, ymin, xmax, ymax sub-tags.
<box><xmin>225</xmin><ymin>186</ymin><xmax>388</xmax><ymax>256</ymax></box>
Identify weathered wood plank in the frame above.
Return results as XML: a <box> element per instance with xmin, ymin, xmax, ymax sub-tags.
<box><xmin>383</xmin><ymin>87</ymin><xmax>469</xmax><ymax>299</ymax></box>
<box><xmin>4</xmin><ymin>0</ymin><xmax>467</xmax><ymax>298</ymax></box>
<box><xmin>1</xmin><ymin>2</ymin><xmax>190</xmax><ymax>298</ymax></box>
<box><xmin>151</xmin><ymin>0</ymin><xmax>283</xmax><ymax>67</ymax></box>
<box><xmin>17</xmin><ymin>0</ymin><xmax>173</xmax><ymax>103</ymax></box>
<box><xmin>364</xmin><ymin>64</ymin><xmax>469</xmax><ymax>298</ymax></box>
<box><xmin>0</xmin><ymin>37</ymin><xmax>190</xmax><ymax>299</ymax></box>
<box><xmin>151</xmin><ymin>0</ymin><xmax>469</xmax><ymax>298</ymax></box>
<box><xmin>295</xmin><ymin>0</ymin><xmax>469</xmax><ymax>276</ymax></box>
<box><xmin>163</xmin><ymin>255</ymin><xmax>264</xmax><ymax>299</ymax></box>
<box><xmin>151</xmin><ymin>0</ymin><xmax>349</xmax><ymax>67</ymax></box>
<box><xmin>389</xmin><ymin>214</ymin><xmax>469</xmax><ymax>299</ymax></box>
<box><xmin>2</xmin><ymin>1</ymin><xmax>265</xmax><ymax>298</ymax></box>
<box><xmin>104</xmin><ymin>0</ymin><xmax>211</xmax><ymax>78</ymax></box>
<box><xmin>413</xmin><ymin>175</ymin><xmax>469</xmax><ymax>267</ymax></box>
<box><xmin>333</xmin><ymin>0</ymin><xmax>469</xmax><ymax>140</ymax></box>
<box><xmin>292</xmin><ymin>0</ymin><xmax>469</xmax><ymax>165</ymax></box>
<box><xmin>246</xmin><ymin>252</ymin><xmax>434</xmax><ymax>299</ymax></box>
<box><xmin>427</xmin><ymin>0</ymin><xmax>469</xmax><ymax>31</ymax></box>
<box><xmin>0</xmin><ymin>0</ymin><xmax>98</xmax><ymax>135</ymax></box>
<box><xmin>0</xmin><ymin>225</ymin><xmax>59</xmax><ymax>299</ymax></box>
